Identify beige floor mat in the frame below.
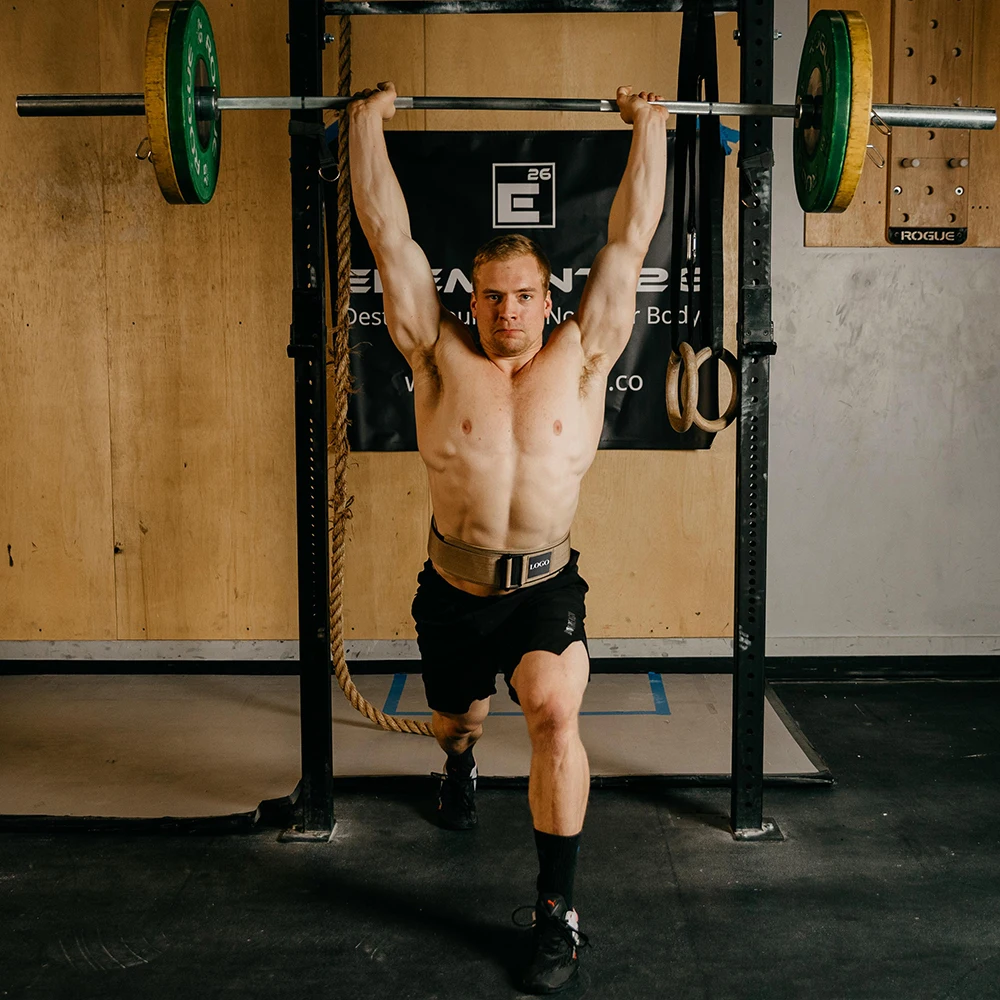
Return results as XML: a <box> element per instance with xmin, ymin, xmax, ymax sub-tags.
<box><xmin>0</xmin><ymin>673</ymin><xmax>827</xmax><ymax>819</ymax></box>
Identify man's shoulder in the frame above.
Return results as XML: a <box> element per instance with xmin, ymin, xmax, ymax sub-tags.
<box><xmin>543</xmin><ymin>315</ymin><xmax>583</xmax><ymax>349</ymax></box>
<box><xmin>542</xmin><ymin>316</ymin><xmax>615</xmax><ymax>380</ymax></box>
<box><xmin>437</xmin><ymin>311</ymin><xmax>484</xmax><ymax>356</ymax></box>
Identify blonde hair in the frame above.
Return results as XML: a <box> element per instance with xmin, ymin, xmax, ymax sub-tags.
<box><xmin>472</xmin><ymin>234</ymin><xmax>551</xmax><ymax>293</ymax></box>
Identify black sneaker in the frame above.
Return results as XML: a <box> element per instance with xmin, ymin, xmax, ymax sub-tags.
<box><xmin>515</xmin><ymin>894</ymin><xmax>590</xmax><ymax>994</ymax></box>
<box><xmin>433</xmin><ymin>766</ymin><xmax>478</xmax><ymax>830</ymax></box>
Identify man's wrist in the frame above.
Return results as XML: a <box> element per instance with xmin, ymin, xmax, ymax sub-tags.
<box><xmin>630</xmin><ymin>104</ymin><xmax>664</xmax><ymax>128</ymax></box>
<box><xmin>348</xmin><ymin>104</ymin><xmax>381</xmax><ymax>129</ymax></box>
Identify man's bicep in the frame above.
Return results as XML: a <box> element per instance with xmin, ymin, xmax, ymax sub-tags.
<box><xmin>575</xmin><ymin>242</ymin><xmax>645</xmax><ymax>364</ymax></box>
<box><xmin>374</xmin><ymin>237</ymin><xmax>442</xmax><ymax>358</ymax></box>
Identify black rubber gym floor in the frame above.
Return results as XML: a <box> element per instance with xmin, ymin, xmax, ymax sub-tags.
<box><xmin>1</xmin><ymin>679</ymin><xmax>997</xmax><ymax>1000</ymax></box>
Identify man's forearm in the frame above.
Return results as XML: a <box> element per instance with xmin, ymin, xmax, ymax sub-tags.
<box><xmin>607</xmin><ymin>111</ymin><xmax>667</xmax><ymax>252</ymax></box>
<box><xmin>348</xmin><ymin>108</ymin><xmax>412</xmax><ymax>246</ymax></box>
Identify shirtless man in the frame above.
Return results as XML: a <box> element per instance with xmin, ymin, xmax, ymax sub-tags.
<box><xmin>347</xmin><ymin>82</ymin><xmax>667</xmax><ymax>994</ymax></box>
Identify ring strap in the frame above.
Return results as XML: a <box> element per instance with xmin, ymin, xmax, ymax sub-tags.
<box><xmin>427</xmin><ymin>518</ymin><xmax>571</xmax><ymax>590</ymax></box>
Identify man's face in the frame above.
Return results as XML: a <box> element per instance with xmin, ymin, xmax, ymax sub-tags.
<box><xmin>470</xmin><ymin>255</ymin><xmax>552</xmax><ymax>360</ymax></box>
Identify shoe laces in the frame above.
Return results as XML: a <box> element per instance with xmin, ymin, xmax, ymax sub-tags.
<box><xmin>511</xmin><ymin>904</ymin><xmax>591</xmax><ymax>951</ymax></box>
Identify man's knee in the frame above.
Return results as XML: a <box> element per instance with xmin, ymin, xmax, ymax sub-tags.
<box><xmin>513</xmin><ymin>647</ymin><xmax>588</xmax><ymax>741</ymax></box>
<box><xmin>433</xmin><ymin>698</ymin><xmax>490</xmax><ymax>740</ymax></box>
<box><xmin>521</xmin><ymin>692</ymin><xmax>582</xmax><ymax>740</ymax></box>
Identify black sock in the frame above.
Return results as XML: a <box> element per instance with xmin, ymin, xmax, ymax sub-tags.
<box><xmin>534</xmin><ymin>829</ymin><xmax>581</xmax><ymax>909</ymax></box>
<box><xmin>445</xmin><ymin>745</ymin><xmax>476</xmax><ymax>778</ymax></box>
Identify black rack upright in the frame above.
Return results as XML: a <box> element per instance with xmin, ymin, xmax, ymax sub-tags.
<box><xmin>286</xmin><ymin>0</ymin><xmax>336</xmax><ymax>840</ymax></box>
<box><xmin>731</xmin><ymin>0</ymin><xmax>779</xmax><ymax>839</ymax></box>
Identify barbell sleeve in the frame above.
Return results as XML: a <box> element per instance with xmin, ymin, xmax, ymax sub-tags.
<box><xmin>870</xmin><ymin>103</ymin><xmax>996</xmax><ymax>131</ymax></box>
<box><xmin>15</xmin><ymin>94</ymin><xmax>147</xmax><ymax>117</ymax></box>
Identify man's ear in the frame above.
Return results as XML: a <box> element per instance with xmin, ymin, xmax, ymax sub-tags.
<box><xmin>544</xmin><ymin>290</ymin><xmax>552</xmax><ymax>318</ymax></box>
<box><xmin>470</xmin><ymin>292</ymin><xmax>478</xmax><ymax>319</ymax></box>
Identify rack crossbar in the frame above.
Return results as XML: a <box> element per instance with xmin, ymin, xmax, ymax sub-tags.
<box><xmin>325</xmin><ymin>1</ymin><xmax>739</xmax><ymax>15</ymax></box>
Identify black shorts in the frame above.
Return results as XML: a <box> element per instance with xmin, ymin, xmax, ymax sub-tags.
<box><xmin>411</xmin><ymin>550</ymin><xmax>589</xmax><ymax>715</ymax></box>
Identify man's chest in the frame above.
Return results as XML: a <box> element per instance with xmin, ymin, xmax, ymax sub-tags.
<box><xmin>415</xmin><ymin>351</ymin><xmax>601</xmax><ymax>456</ymax></box>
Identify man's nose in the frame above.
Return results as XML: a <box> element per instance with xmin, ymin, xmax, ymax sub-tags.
<box><xmin>500</xmin><ymin>296</ymin><xmax>518</xmax><ymax>315</ymax></box>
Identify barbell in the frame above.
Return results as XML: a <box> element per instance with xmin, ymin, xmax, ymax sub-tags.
<box><xmin>15</xmin><ymin>1</ymin><xmax>997</xmax><ymax>209</ymax></box>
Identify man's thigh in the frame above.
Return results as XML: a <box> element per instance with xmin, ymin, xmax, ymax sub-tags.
<box><xmin>500</xmin><ymin>568</ymin><xmax>590</xmax><ymax>707</ymax></box>
<box><xmin>508</xmin><ymin>640</ymin><xmax>590</xmax><ymax>719</ymax></box>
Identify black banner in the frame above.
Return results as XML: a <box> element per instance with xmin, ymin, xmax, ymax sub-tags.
<box><xmin>345</xmin><ymin>130</ymin><xmax>715</xmax><ymax>450</ymax></box>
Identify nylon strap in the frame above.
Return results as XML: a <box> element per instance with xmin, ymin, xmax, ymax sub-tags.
<box><xmin>668</xmin><ymin>0</ymin><xmax>727</xmax><ymax>425</ymax></box>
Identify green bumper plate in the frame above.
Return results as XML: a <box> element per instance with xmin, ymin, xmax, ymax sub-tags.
<box><xmin>145</xmin><ymin>1</ymin><xmax>221</xmax><ymax>204</ymax></box>
<box><xmin>166</xmin><ymin>0</ymin><xmax>220</xmax><ymax>204</ymax></box>
<box><xmin>794</xmin><ymin>9</ymin><xmax>853</xmax><ymax>214</ymax></box>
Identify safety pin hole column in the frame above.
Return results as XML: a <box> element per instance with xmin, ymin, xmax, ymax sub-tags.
<box><xmin>281</xmin><ymin>0</ymin><xmax>336</xmax><ymax>842</ymax></box>
<box><xmin>732</xmin><ymin>0</ymin><xmax>783</xmax><ymax>843</ymax></box>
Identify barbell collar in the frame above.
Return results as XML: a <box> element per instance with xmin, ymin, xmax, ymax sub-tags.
<box><xmin>16</xmin><ymin>92</ymin><xmax>998</xmax><ymax>132</ymax></box>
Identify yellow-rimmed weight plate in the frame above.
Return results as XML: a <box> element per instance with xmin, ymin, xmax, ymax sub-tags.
<box><xmin>794</xmin><ymin>10</ymin><xmax>852</xmax><ymax>212</ymax></box>
<box><xmin>830</xmin><ymin>10</ymin><xmax>872</xmax><ymax>211</ymax></box>
<box><xmin>144</xmin><ymin>0</ymin><xmax>221</xmax><ymax>204</ymax></box>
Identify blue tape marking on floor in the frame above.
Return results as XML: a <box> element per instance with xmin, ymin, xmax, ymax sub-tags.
<box><xmin>378</xmin><ymin>673</ymin><xmax>670</xmax><ymax>717</ymax></box>
<box><xmin>383</xmin><ymin>673</ymin><xmax>408</xmax><ymax>716</ymax></box>
<box><xmin>648</xmin><ymin>672</ymin><xmax>671</xmax><ymax>716</ymax></box>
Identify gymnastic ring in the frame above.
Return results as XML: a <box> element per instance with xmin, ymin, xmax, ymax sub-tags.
<box><xmin>666</xmin><ymin>342</ymin><xmax>739</xmax><ymax>434</ymax></box>
<box><xmin>666</xmin><ymin>342</ymin><xmax>700</xmax><ymax>433</ymax></box>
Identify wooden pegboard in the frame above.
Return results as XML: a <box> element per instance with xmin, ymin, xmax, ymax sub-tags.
<box><xmin>805</xmin><ymin>0</ymin><xmax>999</xmax><ymax>247</ymax></box>
<box><xmin>886</xmin><ymin>0</ymin><xmax>973</xmax><ymax>243</ymax></box>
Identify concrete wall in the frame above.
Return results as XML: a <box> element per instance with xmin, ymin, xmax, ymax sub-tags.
<box><xmin>765</xmin><ymin>0</ymin><xmax>1000</xmax><ymax>655</ymax></box>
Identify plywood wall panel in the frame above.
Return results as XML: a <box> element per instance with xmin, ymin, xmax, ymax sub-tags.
<box><xmin>0</xmin><ymin>4</ymin><xmax>116</xmax><ymax>639</ymax></box>
<box><xmin>343</xmin><ymin>452</ymin><xmax>430</xmax><ymax>638</ymax></box>
<box><xmin>4</xmin><ymin>3</ymin><xmax>744</xmax><ymax>642</ymax></box>
<box><xmin>971</xmin><ymin>0</ymin><xmax>1000</xmax><ymax>244</ymax></box>
<box><xmin>99</xmin><ymin>1</ymin><xmax>298</xmax><ymax>639</ymax></box>
<box><xmin>350</xmin><ymin>14</ymin><xmax>428</xmax><ymax>132</ymax></box>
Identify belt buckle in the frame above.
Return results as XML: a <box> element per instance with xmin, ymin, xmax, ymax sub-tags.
<box><xmin>502</xmin><ymin>553</ymin><xmax>527</xmax><ymax>590</ymax></box>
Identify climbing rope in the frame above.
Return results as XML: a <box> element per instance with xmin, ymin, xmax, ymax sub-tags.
<box><xmin>327</xmin><ymin>11</ymin><xmax>434</xmax><ymax>738</ymax></box>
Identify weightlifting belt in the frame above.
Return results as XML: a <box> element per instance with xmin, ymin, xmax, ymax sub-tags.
<box><xmin>428</xmin><ymin>518</ymin><xmax>571</xmax><ymax>591</ymax></box>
